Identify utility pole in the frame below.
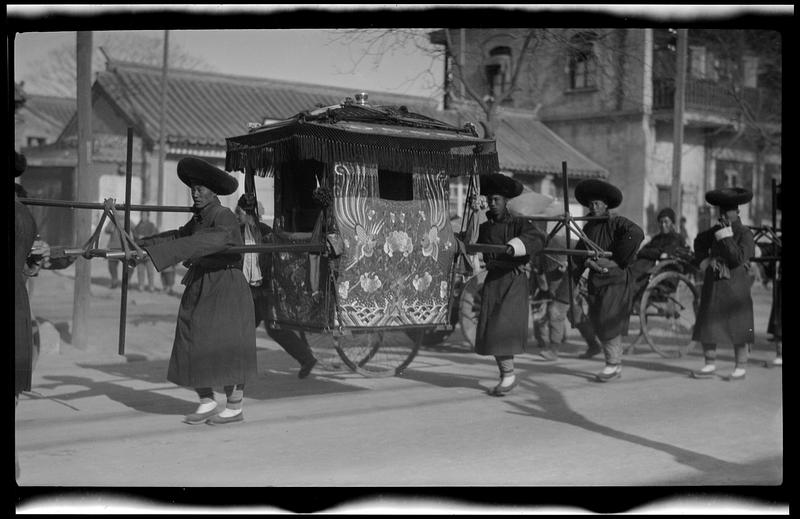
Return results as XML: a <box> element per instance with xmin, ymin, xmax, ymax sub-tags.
<box><xmin>156</xmin><ymin>30</ymin><xmax>169</xmax><ymax>229</ymax></box>
<box><xmin>71</xmin><ymin>31</ymin><xmax>93</xmax><ymax>350</ymax></box>
<box><xmin>670</xmin><ymin>28</ymin><xmax>688</xmax><ymax>220</ymax></box>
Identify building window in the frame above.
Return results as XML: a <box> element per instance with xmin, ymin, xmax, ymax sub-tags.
<box><xmin>485</xmin><ymin>46</ymin><xmax>512</xmax><ymax>102</ymax></box>
<box><xmin>689</xmin><ymin>45</ymin><xmax>707</xmax><ymax>79</ymax></box>
<box><xmin>742</xmin><ymin>55</ymin><xmax>759</xmax><ymax>88</ymax></box>
<box><xmin>568</xmin><ymin>33</ymin><xmax>598</xmax><ymax>90</ymax></box>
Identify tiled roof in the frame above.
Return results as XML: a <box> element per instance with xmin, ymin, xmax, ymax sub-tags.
<box><xmin>495</xmin><ymin>112</ymin><xmax>608</xmax><ymax>179</ymax></box>
<box><xmin>432</xmin><ymin>108</ymin><xmax>608</xmax><ymax>179</ymax></box>
<box><xmin>24</xmin><ymin>95</ymin><xmax>76</xmax><ymax>128</ymax></box>
<box><xmin>94</xmin><ymin>60</ymin><xmax>440</xmax><ymax>148</ymax></box>
<box><xmin>90</xmin><ymin>60</ymin><xmax>606</xmax><ymax>178</ymax></box>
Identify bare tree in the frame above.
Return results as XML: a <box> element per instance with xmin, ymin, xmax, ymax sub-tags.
<box><xmin>17</xmin><ymin>32</ymin><xmax>216</xmax><ymax>97</ymax></box>
<box><xmin>331</xmin><ymin>28</ymin><xmax>650</xmax><ymax>140</ymax></box>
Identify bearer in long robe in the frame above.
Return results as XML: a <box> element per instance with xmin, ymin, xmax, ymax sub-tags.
<box><xmin>138</xmin><ymin>157</ymin><xmax>256</xmax><ymax>425</ymax></box>
<box><xmin>691</xmin><ymin>187</ymin><xmax>756</xmax><ymax>381</ymax></box>
<box><xmin>473</xmin><ymin>174</ymin><xmax>545</xmax><ymax>396</ymax></box>
<box><xmin>572</xmin><ymin>179</ymin><xmax>645</xmax><ymax>382</ymax></box>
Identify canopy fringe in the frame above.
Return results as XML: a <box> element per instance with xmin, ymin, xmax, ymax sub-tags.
<box><xmin>226</xmin><ymin>133</ymin><xmax>499</xmax><ymax>178</ymax></box>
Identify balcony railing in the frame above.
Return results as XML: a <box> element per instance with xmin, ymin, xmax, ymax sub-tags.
<box><xmin>653</xmin><ymin>78</ymin><xmax>781</xmax><ymax>121</ymax></box>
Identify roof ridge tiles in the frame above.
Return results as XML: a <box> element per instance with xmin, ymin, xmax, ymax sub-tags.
<box><xmin>105</xmin><ymin>59</ymin><xmax>436</xmax><ymax>106</ymax></box>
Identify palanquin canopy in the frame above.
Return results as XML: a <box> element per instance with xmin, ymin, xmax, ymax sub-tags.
<box><xmin>225</xmin><ymin>100</ymin><xmax>499</xmax><ymax>178</ymax></box>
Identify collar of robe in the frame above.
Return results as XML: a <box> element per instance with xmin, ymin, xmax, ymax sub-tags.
<box><xmin>192</xmin><ymin>198</ymin><xmax>221</xmax><ymax>223</ymax></box>
<box><xmin>487</xmin><ymin>209</ymin><xmax>514</xmax><ymax>224</ymax></box>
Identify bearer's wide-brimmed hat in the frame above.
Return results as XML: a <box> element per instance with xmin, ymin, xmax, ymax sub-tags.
<box><xmin>480</xmin><ymin>173</ymin><xmax>524</xmax><ymax>199</ymax></box>
<box><xmin>177</xmin><ymin>157</ymin><xmax>238</xmax><ymax>196</ymax></box>
<box><xmin>15</xmin><ymin>151</ymin><xmax>27</xmax><ymax>177</ymax></box>
<box><xmin>705</xmin><ymin>187</ymin><xmax>753</xmax><ymax>208</ymax></box>
<box><xmin>574</xmin><ymin>179</ymin><xmax>623</xmax><ymax>209</ymax></box>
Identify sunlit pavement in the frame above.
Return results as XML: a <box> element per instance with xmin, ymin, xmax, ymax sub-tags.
<box><xmin>15</xmin><ymin>269</ymin><xmax>783</xmax><ymax>509</ymax></box>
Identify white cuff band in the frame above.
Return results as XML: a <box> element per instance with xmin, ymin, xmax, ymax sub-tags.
<box><xmin>507</xmin><ymin>237</ymin><xmax>526</xmax><ymax>257</ymax></box>
<box><xmin>714</xmin><ymin>226</ymin><xmax>733</xmax><ymax>240</ymax></box>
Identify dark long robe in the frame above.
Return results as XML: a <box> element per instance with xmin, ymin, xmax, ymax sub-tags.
<box><xmin>15</xmin><ymin>200</ymin><xmax>37</xmax><ymax>395</ymax></box>
<box><xmin>692</xmin><ymin>219</ymin><xmax>755</xmax><ymax>345</ymax></box>
<box><xmin>141</xmin><ymin>199</ymin><xmax>256</xmax><ymax>388</ymax></box>
<box><xmin>474</xmin><ymin>211</ymin><xmax>545</xmax><ymax>356</ymax></box>
<box><xmin>574</xmin><ymin>214</ymin><xmax>645</xmax><ymax>342</ymax></box>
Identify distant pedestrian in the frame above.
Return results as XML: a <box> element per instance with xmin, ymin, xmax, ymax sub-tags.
<box><xmin>137</xmin><ymin>157</ymin><xmax>256</xmax><ymax>425</ymax></box>
<box><xmin>572</xmin><ymin>179</ymin><xmax>645</xmax><ymax>382</ymax></box>
<box><xmin>133</xmin><ymin>212</ymin><xmax>158</xmax><ymax>291</ymax></box>
<box><xmin>235</xmin><ymin>193</ymin><xmax>318</xmax><ymax>379</ymax></box>
<box><xmin>691</xmin><ymin>187</ymin><xmax>755</xmax><ymax>381</ymax></box>
<box><xmin>105</xmin><ymin>221</ymin><xmax>133</xmax><ymax>289</ymax></box>
<box><xmin>471</xmin><ymin>174</ymin><xmax>545</xmax><ymax>396</ymax></box>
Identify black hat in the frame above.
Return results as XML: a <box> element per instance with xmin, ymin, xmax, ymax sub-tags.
<box><xmin>575</xmin><ymin>179</ymin><xmax>623</xmax><ymax>209</ymax></box>
<box><xmin>656</xmin><ymin>207</ymin><xmax>676</xmax><ymax>223</ymax></box>
<box><xmin>237</xmin><ymin>192</ymin><xmax>258</xmax><ymax>214</ymax></box>
<box><xmin>705</xmin><ymin>187</ymin><xmax>753</xmax><ymax>209</ymax></box>
<box><xmin>15</xmin><ymin>151</ymin><xmax>27</xmax><ymax>177</ymax></box>
<box><xmin>480</xmin><ymin>173</ymin><xmax>523</xmax><ymax>199</ymax></box>
<box><xmin>177</xmin><ymin>157</ymin><xmax>238</xmax><ymax>195</ymax></box>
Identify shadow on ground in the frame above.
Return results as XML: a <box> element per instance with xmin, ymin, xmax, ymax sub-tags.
<box><xmin>28</xmin><ymin>348</ymin><xmax>369</xmax><ymax>415</ymax></box>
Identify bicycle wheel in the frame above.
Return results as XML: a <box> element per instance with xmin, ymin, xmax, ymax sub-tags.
<box><xmin>334</xmin><ymin>329</ymin><xmax>421</xmax><ymax>377</ymax></box>
<box><xmin>640</xmin><ymin>271</ymin><xmax>699</xmax><ymax>358</ymax></box>
<box><xmin>458</xmin><ymin>270</ymin><xmax>487</xmax><ymax>348</ymax></box>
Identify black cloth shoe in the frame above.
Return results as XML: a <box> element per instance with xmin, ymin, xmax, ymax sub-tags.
<box><xmin>206</xmin><ymin>412</ymin><xmax>244</xmax><ymax>425</ymax></box>
<box><xmin>579</xmin><ymin>345</ymin><xmax>602</xmax><ymax>359</ymax></box>
<box><xmin>595</xmin><ymin>365</ymin><xmax>622</xmax><ymax>382</ymax></box>
<box><xmin>489</xmin><ymin>377</ymin><xmax>518</xmax><ymax>397</ymax></box>
<box><xmin>538</xmin><ymin>349</ymin><xmax>558</xmax><ymax>361</ymax></box>
<box><xmin>691</xmin><ymin>367</ymin><xmax>717</xmax><ymax>379</ymax></box>
<box><xmin>182</xmin><ymin>407</ymin><xmax>219</xmax><ymax>425</ymax></box>
<box><xmin>298</xmin><ymin>358</ymin><xmax>318</xmax><ymax>379</ymax></box>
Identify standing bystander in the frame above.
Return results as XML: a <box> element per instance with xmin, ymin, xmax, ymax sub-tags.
<box><xmin>133</xmin><ymin>212</ymin><xmax>158</xmax><ymax>291</ymax></box>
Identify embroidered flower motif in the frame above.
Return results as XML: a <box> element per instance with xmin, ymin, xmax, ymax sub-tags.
<box><xmin>338</xmin><ymin>280</ymin><xmax>350</xmax><ymax>299</ymax></box>
<box><xmin>412</xmin><ymin>272</ymin><xmax>433</xmax><ymax>292</ymax></box>
<box><xmin>389</xmin><ymin>212</ymin><xmax>396</xmax><ymax>224</ymax></box>
<box><xmin>367</xmin><ymin>208</ymin><xmax>376</xmax><ymax>221</ymax></box>
<box><xmin>359</xmin><ymin>273</ymin><xmax>382</xmax><ymax>293</ymax></box>
<box><xmin>421</xmin><ymin>226</ymin><xmax>441</xmax><ymax>261</ymax></box>
<box><xmin>383</xmin><ymin>230</ymin><xmax>414</xmax><ymax>257</ymax></box>
<box><xmin>440</xmin><ymin>280</ymin><xmax>448</xmax><ymax>299</ymax></box>
<box><xmin>399</xmin><ymin>212</ymin><xmax>406</xmax><ymax>223</ymax></box>
<box><xmin>418</xmin><ymin>210</ymin><xmax>427</xmax><ymax>222</ymax></box>
<box><xmin>355</xmin><ymin>224</ymin><xmax>378</xmax><ymax>260</ymax></box>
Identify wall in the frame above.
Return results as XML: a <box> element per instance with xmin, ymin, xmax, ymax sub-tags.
<box><xmin>544</xmin><ymin>115</ymin><xmax>648</xmax><ymax>226</ymax></box>
<box><xmin>649</xmin><ymin>124</ymin><xmax>707</xmax><ymax>240</ymax></box>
